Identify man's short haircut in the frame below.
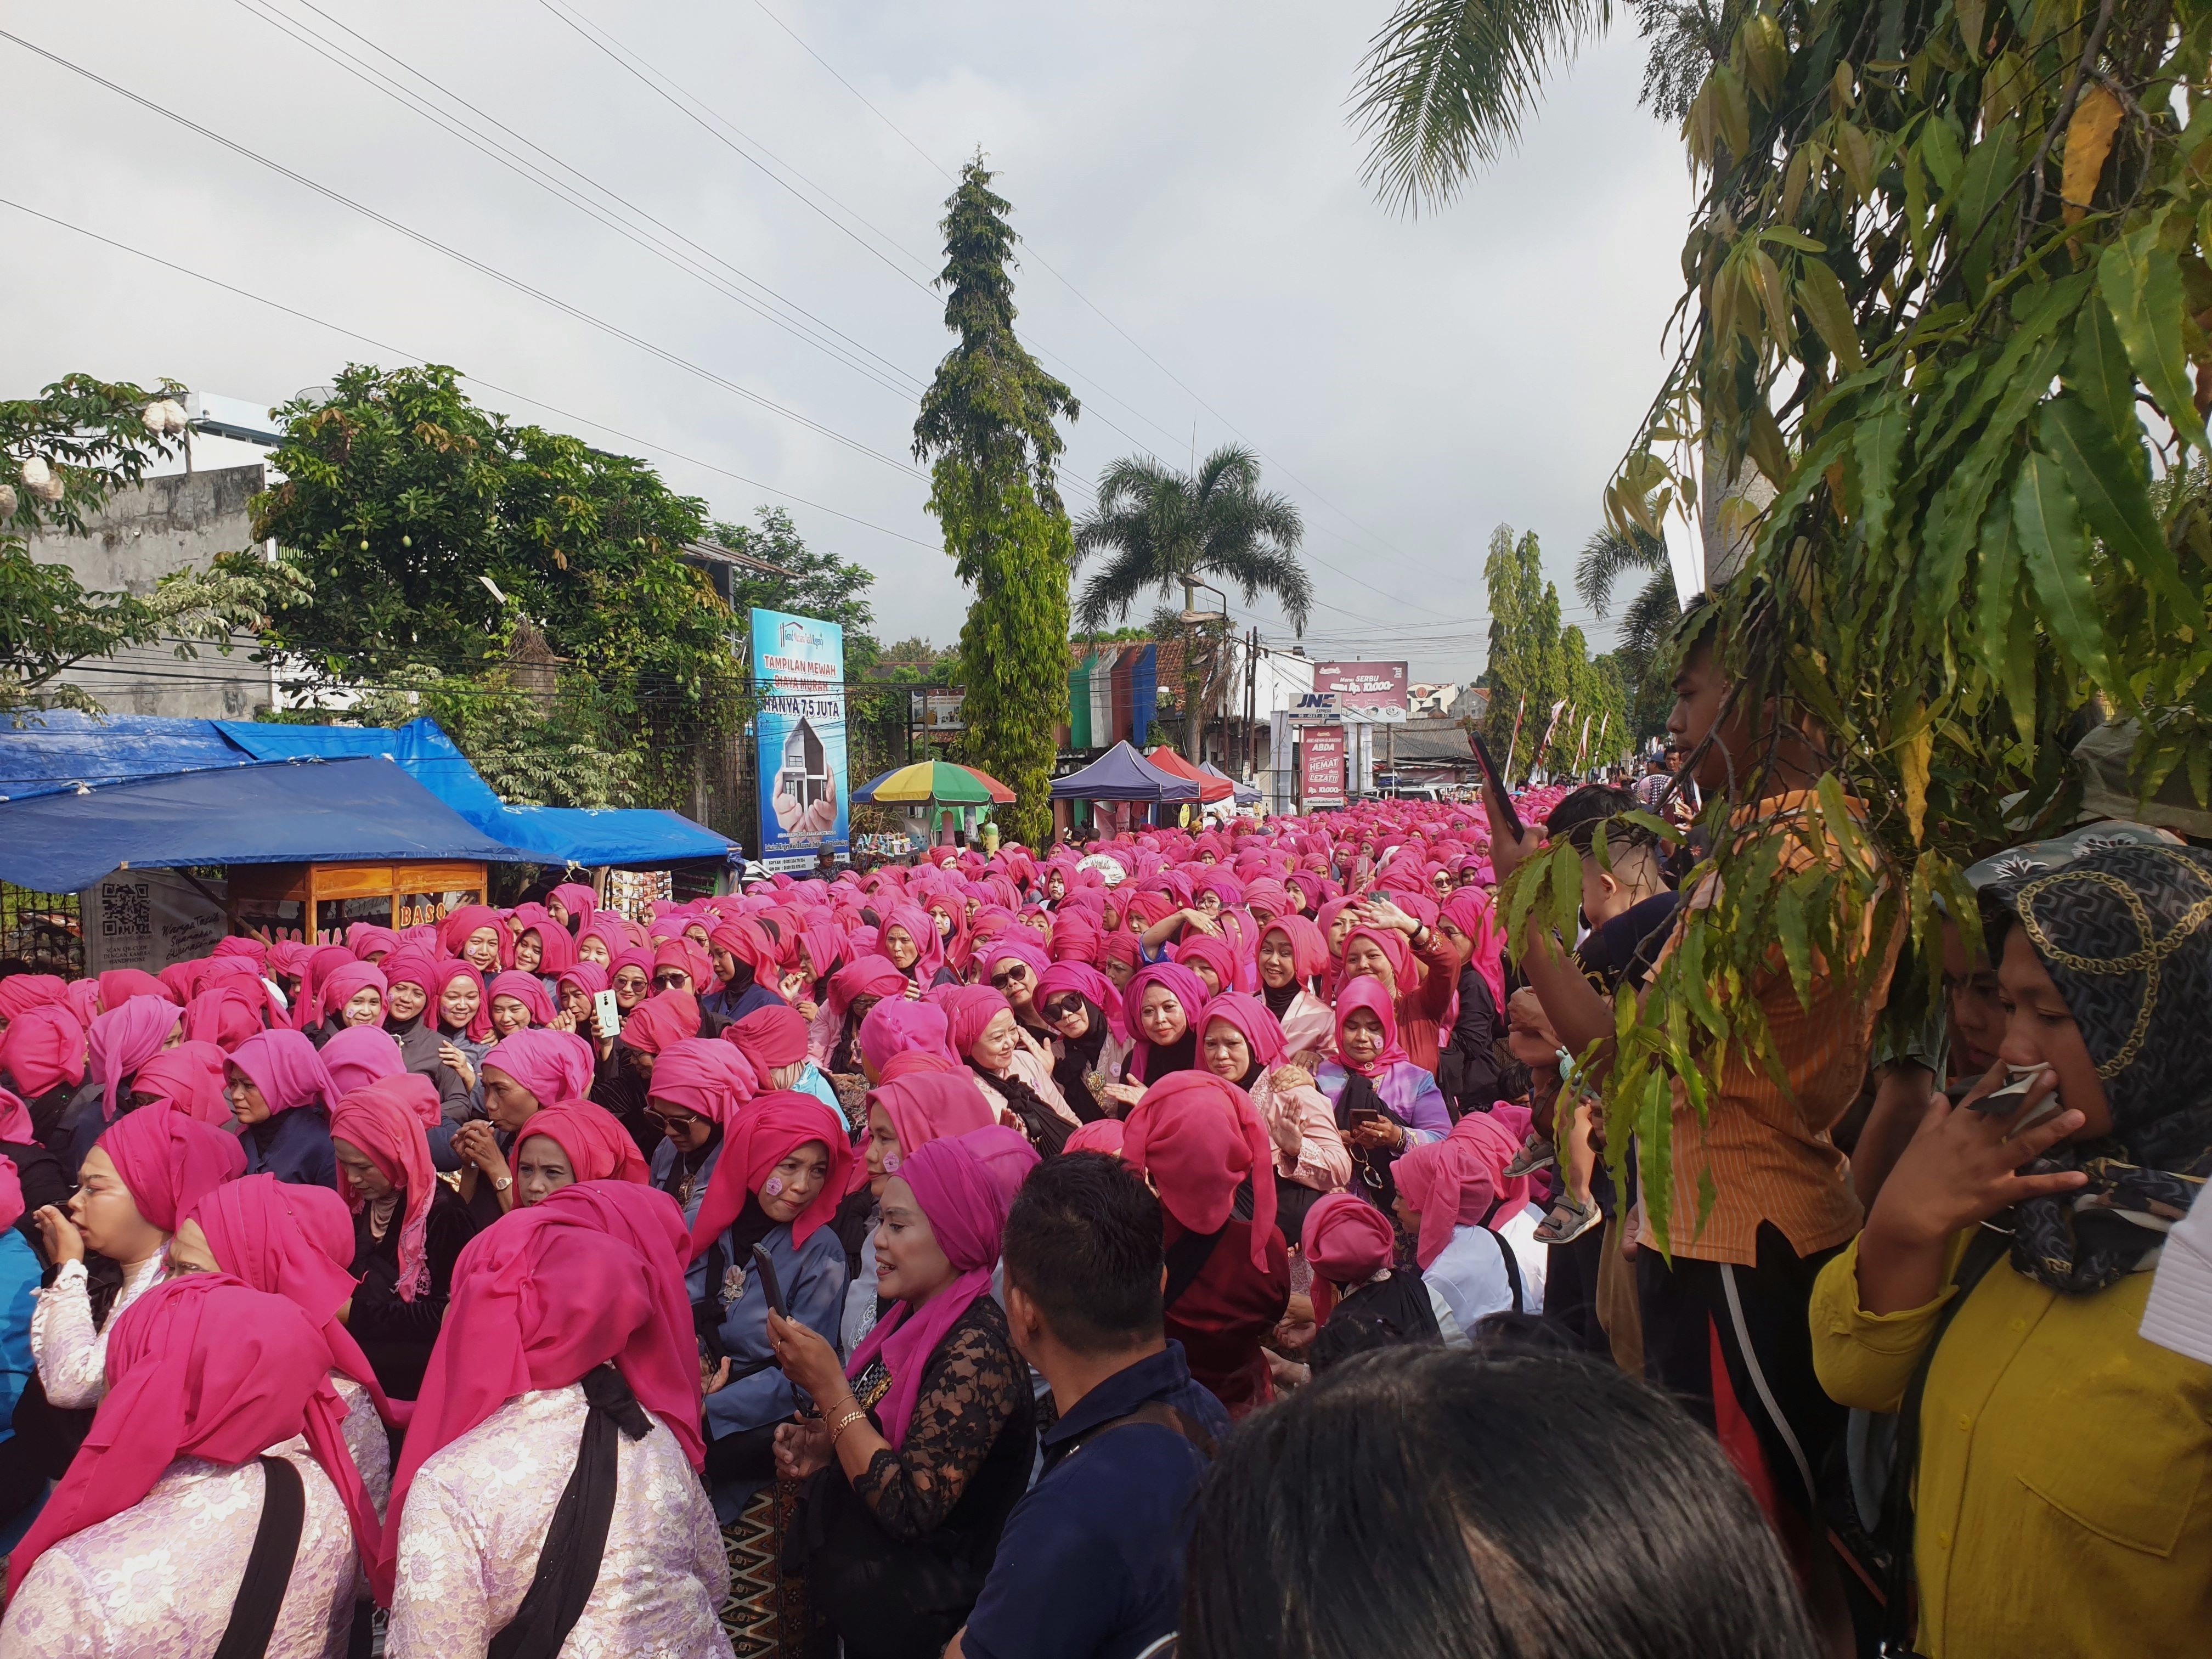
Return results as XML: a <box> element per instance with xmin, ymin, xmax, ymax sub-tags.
<box><xmin>1002</xmin><ymin>1152</ymin><xmax>1164</xmax><ymax>1354</ymax></box>
<box><xmin>1544</xmin><ymin>785</ymin><xmax>1654</xmax><ymax>859</ymax></box>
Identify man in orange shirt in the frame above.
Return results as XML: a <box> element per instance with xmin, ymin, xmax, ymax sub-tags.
<box><xmin>1495</xmin><ymin>615</ymin><xmax>1897</xmax><ymax>1617</ymax></box>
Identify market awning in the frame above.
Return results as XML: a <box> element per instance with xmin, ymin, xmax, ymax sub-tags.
<box><xmin>1049</xmin><ymin>741</ymin><xmax>1200</xmax><ymax>802</ymax></box>
<box><xmin>0</xmin><ymin>757</ymin><xmax>530</xmax><ymax>893</ymax></box>
<box><xmin>1200</xmin><ymin>761</ymin><xmax>1261</xmax><ymax>805</ymax></box>
<box><xmin>1146</xmin><ymin>746</ymin><xmax>1234</xmax><ymax>802</ymax></box>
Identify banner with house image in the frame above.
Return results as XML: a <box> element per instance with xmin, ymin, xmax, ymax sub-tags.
<box><xmin>750</xmin><ymin>608</ymin><xmax>849</xmax><ymax>870</ymax></box>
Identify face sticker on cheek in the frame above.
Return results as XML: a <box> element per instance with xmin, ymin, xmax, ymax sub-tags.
<box><xmin>881</xmin><ymin>1152</ymin><xmax>901</xmax><ymax>1174</ymax></box>
<box><xmin>763</xmin><ymin>1174</ymin><xmax>787</xmax><ymax>1198</ymax></box>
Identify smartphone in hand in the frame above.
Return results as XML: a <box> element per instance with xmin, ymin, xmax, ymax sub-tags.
<box><xmin>591</xmin><ymin>989</ymin><xmax>620</xmax><ymax>1037</ymax></box>
<box><xmin>751</xmin><ymin>1243</ymin><xmax>788</xmax><ymax>1321</ymax></box>
<box><xmin>1466</xmin><ymin>731</ymin><xmax>1525</xmax><ymax>839</ymax></box>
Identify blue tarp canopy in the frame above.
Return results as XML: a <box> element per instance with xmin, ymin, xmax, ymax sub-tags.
<box><xmin>0</xmin><ymin>712</ymin><xmax>731</xmax><ymax>868</ymax></box>
<box><xmin>1049</xmin><ymin>741</ymin><xmax>1200</xmax><ymax>802</ymax></box>
<box><xmin>1201</xmin><ymin>761</ymin><xmax>1262</xmax><ymax>805</ymax></box>
<box><xmin>0</xmin><ymin>757</ymin><xmax>528</xmax><ymax>893</ymax></box>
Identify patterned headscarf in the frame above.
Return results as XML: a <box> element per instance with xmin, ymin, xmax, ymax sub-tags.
<box><xmin>1980</xmin><ymin>843</ymin><xmax>2212</xmax><ymax>1293</ymax></box>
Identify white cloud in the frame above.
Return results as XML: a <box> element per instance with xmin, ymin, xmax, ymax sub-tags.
<box><xmin>0</xmin><ymin>0</ymin><xmax>1690</xmax><ymax>676</ymax></box>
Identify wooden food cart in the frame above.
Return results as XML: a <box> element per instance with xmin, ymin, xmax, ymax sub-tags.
<box><xmin>228</xmin><ymin>859</ymin><xmax>488</xmax><ymax>945</ymax></box>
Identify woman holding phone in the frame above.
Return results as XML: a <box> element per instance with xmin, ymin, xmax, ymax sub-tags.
<box><xmin>1313</xmin><ymin>981</ymin><xmax>1450</xmax><ymax>1254</ymax></box>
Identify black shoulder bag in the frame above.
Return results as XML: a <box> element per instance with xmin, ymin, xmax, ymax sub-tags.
<box><xmin>212</xmin><ymin>1455</ymin><xmax>306</xmax><ymax>1659</ymax></box>
<box><xmin>488</xmin><ymin>1364</ymin><xmax>654</xmax><ymax>1659</ymax></box>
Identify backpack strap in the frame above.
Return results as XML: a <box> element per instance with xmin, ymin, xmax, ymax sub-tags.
<box><xmin>1162</xmin><ymin>1226</ymin><xmax>1226</xmax><ymax>1311</ymax></box>
<box><xmin>1061</xmin><ymin>1400</ymin><xmax>1218</xmax><ymax>1464</ymax></box>
<box><xmin>1877</xmin><ymin>1224</ymin><xmax>2012</xmax><ymax>1655</ymax></box>
<box><xmin>1488</xmin><ymin>1227</ymin><xmax>1524</xmax><ymax>1315</ymax></box>
<box><xmin>212</xmin><ymin>1455</ymin><xmax>305</xmax><ymax>1659</ymax></box>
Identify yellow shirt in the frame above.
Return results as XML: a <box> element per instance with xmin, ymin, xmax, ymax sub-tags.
<box><xmin>1810</xmin><ymin>1233</ymin><xmax>2212</xmax><ymax>1657</ymax></box>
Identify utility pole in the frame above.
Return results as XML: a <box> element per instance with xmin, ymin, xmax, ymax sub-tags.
<box><xmin>1182</xmin><ymin>577</ymin><xmax>1203</xmax><ymax>763</ymax></box>
<box><xmin>1243</xmin><ymin>627</ymin><xmax>1257</xmax><ymax>778</ymax></box>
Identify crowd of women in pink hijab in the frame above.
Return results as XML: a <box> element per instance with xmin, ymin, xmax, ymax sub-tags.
<box><xmin>0</xmin><ymin>791</ymin><xmax>1606</xmax><ymax>1658</ymax></box>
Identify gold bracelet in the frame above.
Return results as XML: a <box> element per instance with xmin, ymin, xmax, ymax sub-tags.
<box><xmin>827</xmin><ymin>1405</ymin><xmax>871</xmax><ymax>1445</ymax></box>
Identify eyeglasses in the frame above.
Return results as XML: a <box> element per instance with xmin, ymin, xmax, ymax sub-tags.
<box><xmin>651</xmin><ymin>972</ymin><xmax>687</xmax><ymax>990</ymax></box>
<box><xmin>989</xmin><ymin>966</ymin><xmax>1029</xmax><ymax>989</ymax></box>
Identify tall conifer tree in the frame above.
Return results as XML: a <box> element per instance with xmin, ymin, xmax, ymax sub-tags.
<box><xmin>913</xmin><ymin>160</ymin><xmax>1079</xmax><ymax>847</ymax></box>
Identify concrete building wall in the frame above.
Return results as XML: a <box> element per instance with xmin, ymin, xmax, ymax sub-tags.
<box><xmin>22</xmin><ymin>462</ymin><xmax>272</xmax><ymax>719</ymax></box>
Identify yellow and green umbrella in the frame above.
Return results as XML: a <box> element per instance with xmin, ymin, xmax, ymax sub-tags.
<box><xmin>850</xmin><ymin>759</ymin><xmax>1015</xmax><ymax>805</ymax></box>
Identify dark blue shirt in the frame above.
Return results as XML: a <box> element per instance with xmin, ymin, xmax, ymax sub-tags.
<box><xmin>700</xmin><ymin>981</ymin><xmax>785</xmax><ymax>1025</ymax></box>
<box><xmin>962</xmin><ymin>1341</ymin><xmax>1226</xmax><ymax>1659</ymax></box>
<box><xmin>241</xmin><ymin>1104</ymin><xmax>338</xmax><ymax>1189</ymax></box>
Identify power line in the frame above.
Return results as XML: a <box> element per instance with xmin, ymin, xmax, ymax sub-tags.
<box><xmin>0</xmin><ymin>26</ymin><xmax>934</xmax><ymax>487</ymax></box>
<box><xmin>0</xmin><ymin>195</ymin><xmax>945</xmax><ymax>554</ymax></box>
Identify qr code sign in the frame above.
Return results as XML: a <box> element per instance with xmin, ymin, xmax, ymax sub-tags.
<box><xmin>100</xmin><ymin>881</ymin><xmax>153</xmax><ymax>939</ymax></box>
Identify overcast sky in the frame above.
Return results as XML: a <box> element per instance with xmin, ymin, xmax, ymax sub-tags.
<box><xmin>1</xmin><ymin>1</ymin><xmax>1691</xmax><ymax>682</ymax></box>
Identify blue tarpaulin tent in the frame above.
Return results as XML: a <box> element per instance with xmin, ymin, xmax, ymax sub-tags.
<box><xmin>1048</xmin><ymin>741</ymin><xmax>1200</xmax><ymax>802</ymax></box>
<box><xmin>0</xmin><ymin>712</ymin><xmax>731</xmax><ymax>868</ymax></box>
<box><xmin>0</xmin><ymin>757</ymin><xmax>527</xmax><ymax>893</ymax></box>
<box><xmin>1200</xmin><ymin>762</ymin><xmax>1261</xmax><ymax>806</ymax></box>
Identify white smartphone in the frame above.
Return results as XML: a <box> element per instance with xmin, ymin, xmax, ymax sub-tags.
<box><xmin>592</xmin><ymin>989</ymin><xmax>621</xmax><ymax>1035</ymax></box>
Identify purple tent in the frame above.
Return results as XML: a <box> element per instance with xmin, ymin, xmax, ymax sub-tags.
<box><xmin>1049</xmin><ymin>741</ymin><xmax>1201</xmax><ymax>802</ymax></box>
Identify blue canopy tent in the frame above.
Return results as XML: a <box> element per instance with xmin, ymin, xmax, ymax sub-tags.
<box><xmin>0</xmin><ymin>712</ymin><xmax>730</xmax><ymax>868</ymax></box>
<box><xmin>1048</xmin><ymin>741</ymin><xmax>1200</xmax><ymax>802</ymax></box>
<box><xmin>0</xmin><ymin>757</ymin><xmax>528</xmax><ymax>893</ymax></box>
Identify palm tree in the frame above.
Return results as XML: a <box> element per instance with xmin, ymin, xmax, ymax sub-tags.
<box><xmin>1577</xmin><ymin>524</ymin><xmax>1679</xmax><ymax>740</ymax></box>
<box><xmin>1351</xmin><ymin>0</ymin><xmax>1735</xmax><ymax>210</ymax></box>
<box><xmin>1074</xmin><ymin>445</ymin><xmax>1310</xmax><ymax>762</ymax></box>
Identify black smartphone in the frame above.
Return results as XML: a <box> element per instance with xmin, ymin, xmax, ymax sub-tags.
<box><xmin>751</xmin><ymin>1243</ymin><xmax>788</xmax><ymax>1321</ymax></box>
<box><xmin>1467</xmin><ymin>730</ymin><xmax>1525</xmax><ymax>839</ymax></box>
<box><xmin>1348</xmin><ymin>1106</ymin><xmax>1386</xmax><ymax>1128</ymax></box>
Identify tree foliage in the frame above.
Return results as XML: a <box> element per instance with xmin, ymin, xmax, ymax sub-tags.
<box><xmin>2</xmin><ymin>374</ymin><xmax>292</xmax><ymax>713</ymax></box>
<box><xmin>1576</xmin><ymin>523</ymin><xmax>1680</xmax><ymax>738</ymax></box>
<box><xmin>250</xmin><ymin>364</ymin><xmax>743</xmax><ymax>809</ymax></box>
<box><xmin>711</xmin><ymin>505</ymin><xmax>882</xmax><ymax>671</ymax></box>
<box><xmin>1357</xmin><ymin>0</ymin><xmax>2212</xmax><ymax>1250</ymax></box>
<box><xmin>913</xmin><ymin>160</ymin><xmax>1080</xmax><ymax>846</ymax></box>
<box><xmin>1072</xmin><ymin>446</ymin><xmax>1310</xmax><ymax>631</ymax></box>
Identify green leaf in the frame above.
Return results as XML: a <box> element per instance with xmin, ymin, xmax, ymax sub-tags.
<box><xmin>2038</xmin><ymin>398</ymin><xmax>2203</xmax><ymax>625</ymax></box>
<box><xmin>1974</xmin><ymin>489</ymin><xmax>2021</xmax><ymax>684</ymax></box>
<box><xmin>1953</xmin><ymin>119</ymin><xmax>2018</xmax><ymax>298</ymax></box>
<box><xmin>2068</xmin><ymin>294</ymin><xmax>2138</xmax><ymax>441</ymax></box>
<box><xmin>1853</xmin><ymin>397</ymin><xmax>1908</xmax><ymax>554</ymax></box>
<box><xmin>1797</xmin><ymin>259</ymin><xmax>1866</xmax><ymax>371</ymax></box>
<box><xmin>1713</xmin><ymin>65</ymin><xmax>1751</xmax><ymax>161</ymax></box>
<box><xmin>1955</xmin><ymin>0</ymin><xmax>1986</xmax><ymax>58</ymax></box>
<box><xmin>2012</xmin><ymin>448</ymin><xmax>2117</xmax><ymax>691</ymax></box>
<box><xmin>1921</xmin><ymin>110</ymin><xmax>1965</xmax><ymax>191</ymax></box>
<box><xmin>1835</xmin><ymin>120</ymin><xmax>1876</xmax><ymax>200</ymax></box>
<box><xmin>1760</xmin><ymin>228</ymin><xmax>1826</xmax><ymax>252</ymax></box>
<box><xmin>2097</xmin><ymin>221</ymin><xmax>2212</xmax><ymax>453</ymax></box>
<box><xmin>1774</xmin><ymin>881</ymin><xmax>1814</xmax><ymax>1007</ymax></box>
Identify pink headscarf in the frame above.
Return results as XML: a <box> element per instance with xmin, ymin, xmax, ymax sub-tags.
<box><xmin>1333</xmin><ymin>978</ymin><xmax>1411</xmax><ymax>1075</ymax></box>
<box><xmin>1035</xmin><ymin>962</ymin><xmax>1125</xmax><ymax>1041</ymax></box>
<box><xmin>1198</xmin><ymin>992</ymin><xmax>1288</xmax><ymax>1072</ymax></box>
<box><xmin>1064</xmin><ymin>1118</ymin><xmax>1127</xmax><ymax>1157</ymax></box>
<box><xmin>646</xmin><ymin>1037</ymin><xmax>758</xmax><ymax>1123</ymax></box>
<box><xmin>0</xmin><ymin>1155</ymin><xmax>21</xmax><ymax>1233</ymax></box>
<box><xmin>7</xmin><ymin>1276</ymin><xmax>381</xmax><ymax>1601</ymax></box>
<box><xmin>128</xmin><ymin>1040</ymin><xmax>232</xmax><ymax>1124</ymax></box>
<box><xmin>0</xmin><ymin>973</ymin><xmax>67</xmax><ymax>1023</ymax></box>
<box><xmin>1391</xmin><ymin>1104</ymin><xmax>1534</xmax><ymax>1270</ymax></box>
<box><xmin>228</xmin><ymin>1028</ymin><xmax>336</xmax><ymax>1116</ymax></box>
<box><xmin>0</xmin><ymin>1087</ymin><xmax>30</xmax><ymax>1145</ymax></box>
<box><xmin>438</xmin><ymin>904</ymin><xmax>510</xmax><ymax>967</ymax></box>
<box><xmin>94</xmin><ymin>1105</ymin><xmax>245</xmax><ymax>1233</ymax></box>
<box><xmin>187</xmin><ymin>1175</ymin><xmax>400</xmax><ymax>1425</ymax></box>
<box><xmin>96</xmin><ymin>968</ymin><xmax>172</xmax><ymax>1011</ymax></box>
<box><xmin>1171</xmin><ymin>935</ymin><xmax>1241</xmax><ymax>998</ymax></box>
<box><xmin>1122</xmin><ymin>962</ymin><xmax>1211</xmax><ymax>1081</ymax></box>
<box><xmin>1121</xmin><ymin>1071</ymin><xmax>1278</xmax><ymax>1269</ymax></box>
<box><xmin>511</xmin><ymin>1102</ymin><xmax>651</xmax><ymax>1187</ymax></box>
<box><xmin>486</xmin><ymin>969</ymin><xmax>555</xmax><ymax>1028</ymax></box>
<box><xmin>1300</xmin><ymin>1191</ymin><xmax>1396</xmax><ymax>1295</ymax></box>
<box><xmin>375</xmin><ymin>1181</ymin><xmax>702</xmax><ymax>1602</ymax></box>
<box><xmin>879</xmin><ymin>904</ymin><xmax>947</xmax><ymax>984</ymax></box>
<box><xmin>857</xmin><ymin>999</ymin><xmax>956</xmax><ymax>1078</ymax></box>
<box><xmin>182</xmin><ymin>984</ymin><xmax>265</xmax><ymax>1051</ymax></box>
<box><xmin>686</xmin><ymin>1090</ymin><xmax>852</xmax><ymax>1261</ymax></box>
<box><xmin>826</xmin><ymin>957</ymin><xmax>907</xmax><ymax>1022</ymax></box>
<box><xmin>88</xmin><ymin>995</ymin><xmax>183</xmax><ymax>1121</ymax></box>
<box><xmin>327</xmin><ymin>1075</ymin><xmax>442</xmax><ymax>1301</ymax></box>
<box><xmin>1261</xmin><ymin>916</ymin><xmax>1329</xmax><ymax>985</ymax></box>
<box><xmin>434</xmin><ymin>961</ymin><xmax>492</xmax><ymax>1044</ymax></box>
<box><xmin>1441</xmin><ymin>889</ymin><xmax>1508</xmax><ymax>1013</ymax></box>
<box><xmin>520</xmin><ymin>919</ymin><xmax>577</xmax><ymax>977</ymax></box>
<box><xmin>482</xmin><ymin>1028</ymin><xmax>594</xmax><ymax>1110</ymax></box>
<box><xmin>548</xmin><ymin>882</ymin><xmax>598</xmax><ymax>929</ymax></box>
<box><xmin>939</xmin><ymin>985</ymin><xmax>1012</xmax><ymax>1063</ymax></box>
<box><xmin>321</xmin><ymin>1025</ymin><xmax>407</xmax><ymax>1099</ymax></box>
<box><xmin>866</xmin><ymin>1073</ymin><xmax>998</xmax><ymax>1172</ymax></box>
<box><xmin>314</xmin><ymin>961</ymin><xmax>387</xmax><ymax>1029</ymax></box>
<box><xmin>0</xmin><ymin>1005</ymin><xmax>85</xmax><ymax>1098</ymax></box>
<box><xmin>727</xmin><ymin>1004</ymin><xmax>810</xmax><ymax>1073</ymax></box>
<box><xmin>844</xmin><ymin>1126</ymin><xmax>1037</xmax><ymax>1446</ymax></box>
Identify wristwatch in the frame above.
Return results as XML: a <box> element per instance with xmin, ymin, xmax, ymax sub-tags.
<box><xmin>493</xmin><ymin>1174</ymin><xmax>514</xmax><ymax>1192</ymax></box>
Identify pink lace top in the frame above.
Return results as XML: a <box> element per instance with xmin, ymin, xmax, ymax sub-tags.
<box><xmin>385</xmin><ymin>1384</ymin><xmax>730</xmax><ymax>1659</ymax></box>
<box><xmin>0</xmin><ymin>1442</ymin><xmax>357</xmax><ymax>1658</ymax></box>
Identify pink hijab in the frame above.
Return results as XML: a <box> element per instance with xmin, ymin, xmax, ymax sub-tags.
<box><xmin>327</xmin><ymin>1075</ymin><xmax>442</xmax><ymax>1301</ymax></box>
<box><xmin>857</xmin><ymin>999</ymin><xmax>956</xmax><ymax>1078</ymax></box>
<box><xmin>188</xmin><ymin>1175</ymin><xmax>401</xmax><ymax>1425</ymax></box>
<box><xmin>94</xmin><ymin>1104</ymin><xmax>245</xmax><ymax>1233</ymax></box>
<box><xmin>127</xmin><ymin>1040</ymin><xmax>232</xmax><ymax>1125</ymax></box>
<box><xmin>482</xmin><ymin>1028</ymin><xmax>595</xmax><ymax>1109</ymax></box>
<box><xmin>1121</xmin><ymin>1070</ymin><xmax>1278</xmax><ymax>1270</ymax></box>
<box><xmin>1441</xmin><ymin>889</ymin><xmax>1508</xmax><ymax>1012</ymax></box>
<box><xmin>88</xmin><ymin>995</ymin><xmax>183</xmax><ymax>1121</ymax></box>
<box><xmin>844</xmin><ymin>1126</ymin><xmax>1037</xmax><ymax>1446</ymax></box>
<box><xmin>374</xmin><ymin>1182</ymin><xmax>702</xmax><ymax>1602</ymax></box>
<box><xmin>228</xmin><ymin>1028</ymin><xmax>337</xmax><ymax>1116</ymax></box>
<box><xmin>321</xmin><ymin>1025</ymin><xmax>407</xmax><ymax>1099</ymax></box>
<box><xmin>1391</xmin><ymin>1104</ymin><xmax>1534</xmax><ymax>1270</ymax></box>
<box><xmin>7</xmin><ymin>1276</ymin><xmax>381</xmax><ymax>1601</ymax></box>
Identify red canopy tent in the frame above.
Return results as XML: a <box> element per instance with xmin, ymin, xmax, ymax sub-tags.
<box><xmin>1145</xmin><ymin>745</ymin><xmax>1234</xmax><ymax>802</ymax></box>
